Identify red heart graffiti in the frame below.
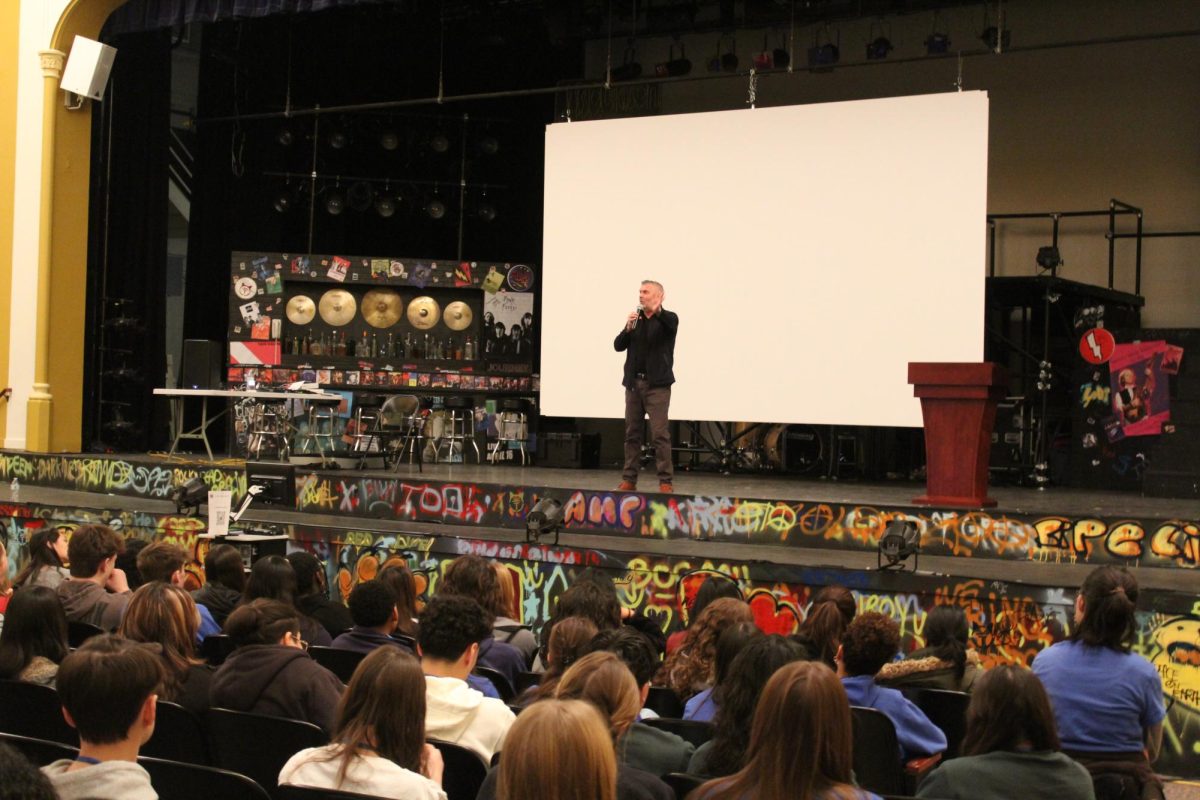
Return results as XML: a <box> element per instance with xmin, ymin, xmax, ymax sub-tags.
<box><xmin>748</xmin><ymin>590</ymin><xmax>801</xmax><ymax>636</ymax></box>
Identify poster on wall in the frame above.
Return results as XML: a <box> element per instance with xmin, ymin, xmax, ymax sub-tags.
<box><xmin>482</xmin><ymin>292</ymin><xmax>534</xmax><ymax>360</ymax></box>
<box><xmin>1107</xmin><ymin>341</ymin><xmax>1171</xmax><ymax>438</ymax></box>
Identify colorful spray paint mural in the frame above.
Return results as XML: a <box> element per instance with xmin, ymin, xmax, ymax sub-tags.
<box><xmin>0</xmin><ymin>451</ymin><xmax>245</xmax><ymax>502</ymax></box>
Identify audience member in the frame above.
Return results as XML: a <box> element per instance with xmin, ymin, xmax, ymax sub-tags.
<box><xmin>114</xmin><ymin>538</ymin><xmax>149</xmax><ymax>591</ymax></box>
<box><xmin>878</xmin><ymin>605</ymin><xmax>982</xmax><ymax>692</ymax></box>
<box><xmin>56</xmin><ymin>524</ymin><xmax>131</xmax><ymax>630</ymax></box>
<box><xmin>192</xmin><ymin>543</ymin><xmax>245</xmax><ymax>627</ymax></box>
<box><xmin>212</xmin><ymin>598</ymin><xmax>344</xmax><ymax>733</ymax></box>
<box><xmin>659</xmin><ymin>597</ymin><xmax>754</xmax><ymax>699</ymax></box>
<box><xmin>665</xmin><ymin>576</ymin><xmax>743</xmax><ymax>656</ymax></box>
<box><xmin>12</xmin><ymin>527</ymin><xmax>71</xmax><ymax>591</ymax></box>
<box><xmin>518</xmin><ymin>615</ymin><xmax>599</xmax><ymax>704</ymax></box>
<box><xmin>0</xmin><ymin>742</ymin><xmax>58</xmax><ymax>800</ymax></box>
<box><xmin>417</xmin><ymin>594</ymin><xmax>515</xmax><ymax>762</ymax></box>
<box><xmin>241</xmin><ymin>555</ymin><xmax>332</xmax><ymax>646</ymax></box>
<box><xmin>493</xmin><ymin>699</ymin><xmax>618</xmax><ymax>800</ymax></box>
<box><xmin>136</xmin><ymin>541</ymin><xmax>220</xmax><ymax>640</ymax></box>
<box><xmin>590</xmin><ymin>627</ymin><xmax>695</xmax><ymax>775</ymax></box>
<box><xmin>1033</xmin><ymin>565</ymin><xmax>1165</xmax><ymax>799</ymax></box>
<box><xmin>683</xmin><ymin>621</ymin><xmax>760</xmax><ymax>722</ymax></box>
<box><xmin>288</xmin><ymin>551</ymin><xmax>354</xmax><ymax>638</ymax></box>
<box><xmin>332</xmin><ymin>580</ymin><xmax>414</xmax><ymax>654</ymax></box>
<box><xmin>490</xmin><ymin>560</ymin><xmax>538</xmax><ymax>663</ymax></box>
<box><xmin>578</xmin><ymin>569</ymin><xmax>668</xmax><ymax>655</ymax></box>
<box><xmin>917</xmin><ymin>665</ymin><xmax>1094</xmax><ymax>800</ymax></box>
<box><xmin>0</xmin><ymin>585</ymin><xmax>69</xmax><ymax>685</ymax></box>
<box><xmin>377</xmin><ymin>562</ymin><xmax>420</xmax><ymax>638</ymax></box>
<box><xmin>437</xmin><ymin>555</ymin><xmax>528</xmax><ymax>682</ymax></box>
<box><xmin>837</xmin><ymin>612</ymin><xmax>946</xmax><ymax>760</ymax></box>
<box><xmin>41</xmin><ymin>634</ymin><xmax>162</xmax><ymax>800</ymax></box>
<box><xmin>793</xmin><ymin>585</ymin><xmax>856</xmax><ymax>669</ymax></box>
<box><xmin>0</xmin><ymin>541</ymin><xmax>11</xmax><ymax>616</ymax></box>
<box><xmin>118</xmin><ymin>582</ymin><xmax>215</xmax><ymax>716</ymax></box>
<box><xmin>694</xmin><ymin>661</ymin><xmax>881</xmax><ymax>800</ymax></box>
<box><xmin>536</xmin><ymin>581</ymin><xmax>622</xmax><ymax>671</ymax></box>
<box><xmin>279</xmin><ymin>647</ymin><xmax>445</xmax><ymax>799</ymax></box>
<box><xmin>689</xmin><ymin>634</ymin><xmax>807</xmax><ymax>777</ymax></box>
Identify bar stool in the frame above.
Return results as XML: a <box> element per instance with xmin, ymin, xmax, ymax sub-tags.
<box><xmin>247</xmin><ymin>402</ymin><xmax>290</xmax><ymax>461</ymax></box>
<box><xmin>438</xmin><ymin>395</ymin><xmax>481</xmax><ymax>464</ymax></box>
<box><xmin>378</xmin><ymin>395</ymin><xmax>424</xmax><ymax>473</ymax></box>
<box><xmin>489</xmin><ymin>398</ymin><xmax>529</xmax><ymax>465</ymax></box>
<box><xmin>350</xmin><ymin>394</ymin><xmax>385</xmax><ymax>468</ymax></box>
<box><xmin>297</xmin><ymin>397</ymin><xmax>341</xmax><ymax>466</ymax></box>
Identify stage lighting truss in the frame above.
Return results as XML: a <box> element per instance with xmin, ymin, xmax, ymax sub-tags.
<box><xmin>878</xmin><ymin>519</ymin><xmax>920</xmax><ymax>571</ymax></box>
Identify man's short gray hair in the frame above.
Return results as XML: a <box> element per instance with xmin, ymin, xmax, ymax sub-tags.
<box><xmin>641</xmin><ymin>280</ymin><xmax>664</xmax><ymax>293</ymax></box>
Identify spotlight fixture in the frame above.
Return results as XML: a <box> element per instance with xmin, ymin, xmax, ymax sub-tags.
<box><xmin>878</xmin><ymin>519</ymin><xmax>920</xmax><ymax>571</ymax></box>
<box><xmin>866</xmin><ymin>36</ymin><xmax>893</xmax><ymax>60</ymax></box>
<box><xmin>476</xmin><ymin>135</ymin><xmax>499</xmax><ymax>157</ymax></box>
<box><xmin>379</xmin><ymin>129</ymin><xmax>399</xmax><ymax>151</ymax></box>
<box><xmin>272</xmin><ymin>184</ymin><xmax>297</xmax><ymax>213</ymax></box>
<box><xmin>526</xmin><ymin>497</ymin><xmax>565</xmax><ymax>545</ymax></box>
<box><xmin>325</xmin><ymin>183</ymin><xmax>346</xmax><ymax>216</ymax></box>
<box><xmin>425</xmin><ymin>194</ymin><xmax>446</xmax><ymax>220</ymax></box>
<box><xmin>478</xmin><ymin>202</ymin><xmax>497</xmax><ymax>223</ymax></box>
<box><xmin>327</xmin><ymin>125</ymin><xmax>349</xmax><ymax>150</ymax></box>
<box><xmin>980</xmin><ymin>25</ymin><xmax>1011</xmax><ymax>51</ymax></box>
<box><xmin>655</xmin><ymin>40</ymin><xmax>691</xmax><ymax>77</ymax></box>
<box><xmin>429</xmin><ymin>132</ymin><xmax>450</xmax><ymax>155</ymax></box>
<box><xmin>375</xmin><ymin>195</ymin><xmax>396</xmax><ymax>218</ymax></box>
<box><xmin>1036</xmin><ymin>246</ymin><xmax>1062</xmax><ymax>271</ymax></box>
<box><xmin>275</xmin><ymin>124</ymin><xmax>295</xmax><ymax>147</ymax></box>
<box><xmin>347</xmin><ymin>181</ymin><xmax>374</xmax><ymax>213</ymax></box>
<box><xmin>807</xmin><ymin>28</ymin><xmax>840</xmax><ymax>69</ymax></box>
<box><xmin>172</xmin><ymin>477</ymin><xmax>208</xmax><ymax>515</ymax></box>
<box><xmin>926</xmin><ymin>11</ymin><xmax>950</xmax><ymax>55</ymax></box>
<box><xmin>611</xmin><ymin>41</ymin><xmax>642</xmax><ymax>82</ymax></box>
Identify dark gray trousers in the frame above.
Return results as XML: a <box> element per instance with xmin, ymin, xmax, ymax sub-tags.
<box><xmin>623</xmin><ymin>379</ymin><xmax>673</xmax><ymax>484</ymax></box>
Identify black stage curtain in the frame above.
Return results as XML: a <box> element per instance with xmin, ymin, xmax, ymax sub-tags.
<box><xmin>83</xmin><ymin>30</ymin><xmax>172</xmax><ymax>452</ymax></box>
<box><xmin>104</xmin><ymin>0</ymin><xmax>392</xmax><ymax>35</ymax></box>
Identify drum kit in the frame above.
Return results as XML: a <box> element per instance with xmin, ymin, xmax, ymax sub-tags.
<box><xmin>285</xmin><ymin>289</ymin><xmax>464</xmax><ymax>334</ymax></box>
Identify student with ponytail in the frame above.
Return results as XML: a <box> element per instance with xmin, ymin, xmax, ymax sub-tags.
<box><xmin>878</xmin><ymin>605</ymin><xmax>982</xmax><ymax>692</ymax></box>
<box><xmin>793</xmin><ymin>585</ymin><xmax>856</xmax><ymax>670</ymax></box>
<box><xmin>1032</xmin><ymin>566</ymin><xmax>1165</xmax><ymax>799</ymax></box>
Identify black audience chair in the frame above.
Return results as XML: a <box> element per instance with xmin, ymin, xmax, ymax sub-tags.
<box><xmin>642</xmin><ymin>718</ymin><xmax>716</xmax><ymax>748</ymax></box>
<box><xmin>201</xmin><ymin>634</ymin><xmax>237</xmax><ymax>666</ymax></box>
<box><xmin>909</xmin><ymin>688</ymin><xmax>969</xmax><ymax>760</ymax></box>
<box><xmin>67</xmin><ymin>620</ymin><xmax>105</xmax><ymax>649</ymax></box>
<box><xmin>473</xmin><ymin>666</ymin><xmax>516</xmax><ymax>702</ymax></box>
<box><xmin>140</xmin><ymin>755</ymin><xmax>273</xmax><ymax>800</ymax></box>
<box><xmin>0</xmin><ymin>679</ymin><xmax>79</xmax><ymax>746</ymax></box>
<box><xmin>850</xmin><ymin>706</ymin><xmax>941</xmax><ymax>796</ymax></box>
<box><xmin>663</xmin><ymin>772</ymin><xmax>706</xmax><ymax>800</ymax></box>
<box><xmin>514</xmin><ymin>670</ymin><xmax>540</xmax><ymax>695</ymax></box>
<box><xmin>278</xmin><ymin>787</ymin><xmax>390</xmax><ymax>800</ymax></box>
<box><xmin>207</xmin><ymin>708</ymin><xmax>328</xmax><ymax>797</ymax></box>
<box><xmin>308</xmin><ymin>646</ymin><xmax>366</xmax><ymax>683</ymax></box>
<box><xmin>141</xmin><ymin>701</ymin><xmax>210</xmax><ymax>765</ymax></box>
<box><xmin>429</xmin><ymin>739</ymin><xmax>488</xmax><ymax>800</ymax></box>
<box><xmin>0</xmin><ymin>731</ymin><xmax>78</xmax><ymax>766</ymax></box>
<box><xmin>645</xmin><ymin>686</ymin><xmax>685</xmax><ymax>719</ymax></box>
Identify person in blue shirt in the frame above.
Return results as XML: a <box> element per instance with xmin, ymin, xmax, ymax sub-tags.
<box><xmin>693</xmin><ymin>660</ymin><xmax>882</xmax><ymax>800</ymax></box>
<box><xmin>136</xmin><ymin>541</ymin><xmax>221</xmax><ymax>640</ymax></box>
<box><xmin>1032</xmin><ymin>566</ymin><xmax>1165</xmax><ymax>799</ymax></box>
<box><xmin>837</xmin><ymin>611</ymin><xmax>946</xmax><ymax>760</ymax></box>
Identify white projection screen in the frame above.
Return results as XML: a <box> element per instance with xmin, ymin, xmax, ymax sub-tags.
<box><xmin>541</xmin><ymin>91</ymin><xmax>988</xmax><ymax>427</ymax></box>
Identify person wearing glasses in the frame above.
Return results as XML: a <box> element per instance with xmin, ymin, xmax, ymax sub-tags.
<box><xmin>212</xmin><ymin>599</ymin><xmax>344</xmax><ymax>734</ymax></box>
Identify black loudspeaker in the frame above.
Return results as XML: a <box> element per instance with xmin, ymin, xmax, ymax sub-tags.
<box><xmin>181</xmin><ymin>339</ymin><xmax>223</xmax><ymax>389</ymax></box>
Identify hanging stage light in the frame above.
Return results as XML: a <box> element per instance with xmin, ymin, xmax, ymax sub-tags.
<box><xmin>347</xmin><ymin>181</ymin><xmax>374</xmax><ymax>213</ymax></box>
<box><xmin>272</xmin><ymin>186</ymin><xmax>296</xmax><ymax>213</ymax></box>
<box><xmin>866</xmin><ymin>36</ymin><xmax>893</xmax><ymax>60</ymax></box>
<box><xmin>980</xmin><ymin>25</ymin><xmax>1011</xmax><ymax>51</ymax></box>
<box><xmin>375</xmin><ymin>195</ymin><xmax>397</xmax><ymax>218</ymax></box>
<box><xmin>325</xmin><ymin>185</ymin><xmax>346</xmax><ymax>216</ymax></box>
<box><xmin>429</xmin><ymin>132</ymin><xmax>450</xmax><ymax>154</ymax></box>
<box><xmin>327</xmin><ymin>124</ymin><xmax>349</xmax><ymax>150</ymax></box>
<box><xmin>379</xmin><ymin>129</ymin><xmax>399</xmax><ymax>151</ymax></box>
<box><xmin>276</xmin><ymin>124</ymin><xmax>295</xmax><ymax>147</ymax></box>
<box><xmin>478</xmin><ymin>202</ymin><xmax>497</xmax><ymax>223</ymax></box>
<box><xmin>426</xmin><ymin>195</ymin><xmax>447</xmax><ymax>220</ymax></box>
<box><xmin>477</xmin><ymin>135</ymin><xmax>500</xmax><ymax>157</ymax></box>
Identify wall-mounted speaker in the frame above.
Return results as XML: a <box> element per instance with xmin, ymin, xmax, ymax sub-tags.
<box><xmin>61</xmin><ymin>35</ymin><xmax>117</xmax><ymax>101</ymax></box>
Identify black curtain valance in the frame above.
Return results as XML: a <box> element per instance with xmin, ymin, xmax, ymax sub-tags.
<box><xmin>104</xmin><ymin>0</ymin><xmax>393</xmax><ymax>36</ymax></box>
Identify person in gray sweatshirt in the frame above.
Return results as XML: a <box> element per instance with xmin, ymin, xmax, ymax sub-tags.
<box><xmin>55</xmin><ymin>524</ymin><xmax>131</xmax><ymax>631</ymax></box>
<box><xmin>41</xmin><ymin>634</ymin><xmax>161</xmax><ymax>800</ymax></box>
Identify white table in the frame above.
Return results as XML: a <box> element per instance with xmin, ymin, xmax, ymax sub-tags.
<box><xmin>154</xmin><ymin>388</ymin><xmax>342</xmax><ymax>461</ymax></box>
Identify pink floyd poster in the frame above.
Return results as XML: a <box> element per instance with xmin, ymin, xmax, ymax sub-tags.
<box><xmin>1107</xmin><ymin>341</ymin><xmax>1170</xmax><ymax>437</ymax></box>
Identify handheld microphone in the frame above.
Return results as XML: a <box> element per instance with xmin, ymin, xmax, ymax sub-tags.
<box><xmin>632</xmin><ymin>304</ymin><xmax>643</xmax><ymax>329</ymax></box>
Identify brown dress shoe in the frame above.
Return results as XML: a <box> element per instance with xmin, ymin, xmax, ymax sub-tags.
<box><xmin>659</xmin><ymin>482</ymin><xmax>674</xmax><ymax>493</ymax></box>
<box><xmin>617</xmin><ymin>481</ymin><xmax>637</xmax><ymax>491</ymax></box>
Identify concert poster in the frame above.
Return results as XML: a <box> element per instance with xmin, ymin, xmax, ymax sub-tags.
<box><xmin>1108</xmin><ymin>340</ymin><xmax>1171</xmax><ymax>437</ymax></box>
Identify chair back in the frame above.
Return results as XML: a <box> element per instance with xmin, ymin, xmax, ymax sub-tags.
<box><xmin>201</xmin><ymin>634</ymin><xmax>237</xmax><ymax>666</ymax></box>
<box><xmin>67</xmin><ymin>620</ymin><xmax>105</xmax><ymax>648</ymax></box>
<box><xmin>309</xmin><ymin>646</ymin><xmax>366</xmax><ymax>683</ymax></box>
<box><xmin>0</xmin><ymin>731</ymin><xmax>77</xmax><ymax>766</ymax></box>
<box><xmin>278</xmin><ymin>786</ymin><xmax>390</xmax><ymax>800</ymax></box>
<box><xmin>514</xmin><ymin>670</ymin><xmax>540</xmax><ymax>695</ymax></box>
<box><xmin>850</xmin><ymin>706</ymin><xmax>905</xmax><ymax>796</ymax></box>
<box><xmin>1091</xmin><ymin>772</ymin><xmax>1142</xmax><ymax>800</ymax></box>
<box><xmin>0</xmin><ymin>679</ymin><xmax>78</xmax><ymax>745</ymax></box>
<box><xmin>429</xmin><ymin>739</ymin><xmax>488</xmax><ymax>800</ymax></box>
<box><xmin>207</xmin><ymin>708</ymin><xmax>328</xmax><ymax>795</ymax></box>
<box><xmin>142</xmin><ymin>700</ymin><xmax>210</xmax><ymax>765</ymax></box>
<box><xmin>909</xmin><ymin>688</ymin><xmax>969</xmax><ymax>759</ymax></box>
<box><xmin>663</xmin><ymin>772</ymin><xmax>707</xmax><ymax>800</ymax></box>
<box><xmin>140</xmin><ymin>755</ymin><xmax>273</xmax><ymax>800</ymax></box>
<box><xmin>642</xmin><ymin>718</ymin><xmax>716</xmax><ymax>748</ymax></box>
<box><xmin>473</xmin><ymin>666</ymin><xmax>515</xmax><ymax>702</ymax></box>
<box><xmin>645</xmin><ymin>686</ymin><xmax>685</xmax><ymax>719</ymax></box>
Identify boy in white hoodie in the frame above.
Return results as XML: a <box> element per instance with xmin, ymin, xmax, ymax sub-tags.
<box><xmin>42</xmin><ymin>634</ymin><xmax>161</xmax><ymax>800</ymax></box>
<box><xmin>419</xmin><ymin>594</ymin><xmax>515</xmax><ymax>763</ymax></box>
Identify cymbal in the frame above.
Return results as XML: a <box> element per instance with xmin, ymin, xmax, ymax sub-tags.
<box><xmin>362</xmin><ymin>288</ymin><xmax>403</xmax><ymax>328</ymax></box>
<box><xmin>318</xmin><ymin>289</ymin><xmax>357</xmax><ymax>326</ymax></box>
<box><xmin>407</xmin><ymin>296</ymin><xmax>441</xmax><ymax>329</ymax></box>
<box><xmin>285</xmin><ymin>295</ymin><xmax>316</xmax><ymax>325</ymax></box>
<box><xmin>443</xmin><ymin>301</ymin><xmax>473</xmax><ymax>331</ymax></box>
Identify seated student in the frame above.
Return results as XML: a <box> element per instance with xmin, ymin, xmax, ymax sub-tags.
<box><xmin>666</xmin><ymin>576</ymin><xmax>744</xmax><ymax>657</ymax></box>
<box><xmin>792</xmin><ymin>585</ymin><xmax>856</xmax><ymax>670</ymax></box>
<box><xmin>12</xmin><ymin>527</ymin><xmax>71</xmax><ymax>591</ymax></box>
<box><xmin>490</xmin><ymin>560</ymin><xmax>537</xmax><ymax>664</ymax></box>
<box><xmin>689</xmin><ymin>634</ymin><xmax>807</xmax><ymax>778</ymax></box>
<box><xmin>56</xmin><ymin>524</ymin><xmax>132</xmax><ymax>631</ymax></box>
<box><xmin>659</xmin><ymin>597</ymin><xmax>754</xmax><ymax>701</ymax></box>
<box><xmin>136</xmin><ymin>541</ymin><xmax>220</xmax><ymax>640</ymax></box>
<box><xmin>536</xmin><ymin>574</ymin><xmax>666</xmax><ymax>672</ymax></box>
<box><xmin>878</xmin><ymin>605</ymin><xmax>982</xmax><ymax>692</ymax></box>
<box><xmin>683</xmin><ymin>622</ymin><xmax>760</xmax><ymax>723</ymax></box>
<box><xmin>377</xmin><ymin>563</ymin><xmax>420</xmax><ymax>639</ymax></box>
<box><xmin>492</xmin><ymin>699</ymin><xmax>618</xmax><ymax>800</ymax></box>
<box><xmin>241</xmin><ymin>555</ymin><xmax>332</xmax><ymax>646</ymax></box>
<box><xmin>917</xmin><ymin>665</ymin><xmax>1094</xmax><ymax>800</ymax></box>
<box><xmin>115</xmin><ymin>539</ymin><xmax>149</xmax><ymax>591</ymax></box>
<box><xmin>589</xmin><ymin>627</ymin><xmax>695</xmax><ymax>776</ymax></box>
<box><xmin>1033</xmin><ymin>566</ymin><xmax>1165</xmax><ymax>799</ymax></box>
<box><xmin>211</xmin><ymin>598</ymin><xmax>344</xmax><ymax>733</ymax></box>
<box><xmin>417</xmin><ymin>594</ymin><xmax>515</xmax><ymax>763</ymax></box>
<box><xmin>694</xmin><ymin>661</ymin><xmax>882</xmax><ymax>800</ymax></box>
<box><xmin>279</xmin><ymin>647</ymin><xmax>446</xmax><ymax>800</ymax></box>
<box><xmin>0</xmin><ymin>741</ymin><xmax>58</xmax><ymax>800</ymax></box>
<box><xmin>0</xmin><ymin>585</ymin><xmax>69</xmax><ymax>686</ymax></box>
<box><xmin>837</xmin><ymin>612</ymin><xmax>947</xmax><ymax>760</ymax></box>
<box><xmin>288</xmin><ymin>551</ymin><xmax>354</xmax><ymax>639</ymax></box>
<box><xmin>0</xmin><ymin>541</ymin><xmax>11</xmax><ymax>617</ymax></box>
<box><xmin>332</xmin><ymin>580</ymin><xmax>414</xmax><ymax>654</ymax></box>
<box><xmin>119</xmin><ymin>582</ymin><xmax>215</xmax><ymax>716</ymax></box>
<box><xmin>191</xmin><ymin>543</ymin><xmax>244</xmax><ymax>627</ymax></box>
<box><xmin>518</xmin><ymin>615</ymin><xmax>599</xmax><ymax>705</ymax></box>
<box><xmin>436</xmin><ymin>555</ymin><xmax>527</xmax><ymax>687</ymax></box>
<box><xmin>41</xmin><ymin>634</ymin><xmax>162</xmax><ymax>800</ymax></box>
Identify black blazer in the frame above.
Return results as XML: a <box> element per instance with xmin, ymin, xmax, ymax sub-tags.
<box><xmin>614</xmin><ymin>308</ymin><xmax>679</xmax><ymax>388</ymax></box>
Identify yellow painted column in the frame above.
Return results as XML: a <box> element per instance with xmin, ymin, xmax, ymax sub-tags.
<box><xmin>26</xmin><ymin>49</ymin><xmax>65</xmax><ymax>452</ymax></box>
<box><xmin>0</xmin><ymin>0</ymin><xmax>19</xmax><ymax>442</ymax></box>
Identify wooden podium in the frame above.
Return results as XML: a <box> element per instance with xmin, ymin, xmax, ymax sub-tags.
<box><xmin>908</xmin><ymin>362</ymin><xmax>1008</xmax><ymax>508</ymax></box>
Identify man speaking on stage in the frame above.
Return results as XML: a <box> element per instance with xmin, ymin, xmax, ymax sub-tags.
<box><xmin>614</xmin><ymin>280</ymin><xmax>679</xmax><ymax>493</ymax></box>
